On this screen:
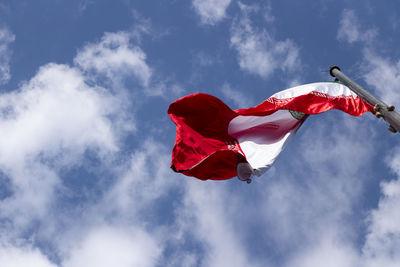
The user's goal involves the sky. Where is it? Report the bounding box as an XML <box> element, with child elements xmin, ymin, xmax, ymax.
<box><xmin>0</xmin><ymin>0</ymin><xmax>400</xmax><ymax>266</ymax></box>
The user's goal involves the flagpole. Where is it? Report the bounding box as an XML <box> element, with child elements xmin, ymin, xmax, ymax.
<box><xmin>330</xmin><ymin>66</ymin><xmax>400</xmax><ymax>133</ymax></box>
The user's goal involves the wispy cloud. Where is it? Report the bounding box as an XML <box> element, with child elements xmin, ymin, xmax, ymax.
<box><xmin>77</xmin><ymin>0</ymin><xmax>93</xmax><ymax>14</ymax></box>
<box><xmin>63</xmin><ymin>226</ymin><xmax>161</xmax><ymax>267</ymax></box>
<box><xmin>75</xmin><ymin>29</ymin><xmax>181</xmax><ymax>98</ymax></box>
<box><xmin>1</xmin><ymin>4</ymin><xmax>399</xmax><ymax>267</ymax></box>
<box><xmin>49</xmin><ymin>139</ymin><xmax>180</xmax><ymax>267</ymax></box>
<box><xmin>263</xmin><ymin>115</ymin><xmax>375</xmax><ymax>237</ymax></box>
<box><xmin>362</xmin><ymin>49</ymin><xmax>400</xmax><ymax>105</ymax></box>
<box><xmin>0</xmin><ymin>63</ymin><xmax>125</xmax><ymax>232</ymax></box>
<box><xmin>220</xmin><ymin>82</ymin><xmax>255</xmax><ymax>108</ymax></box>
<box><xmin>337</xmin><ymin>10</ymin><xmax>400</xmax><ymax>105</ymax></box>
<box><xmin>287</xmin><ymin>232</ymin><xmax>359</xmax><ymax>267</ymax></box>
<box><xmin>192</xmin><ymin>0</ymin><xmax>232</xmax><ymax>25</ymax></box>
<box><xmin>178</xmin><ymin>182</ymin><xmax>261</xmax><ymax>267</ymax></box>
<box><xmin>102</xmin><ymin>139</ymin><xmax>178</xmax><ymax>217</ymax></box>
<box><xmin>362</xmin><ymin>148</ymin><xmax>400</xmax><ymax>267</ymax></box>
<box><xmin>0</xmin><ymin>242</ymin><xmax>56</xmax><ymax>267</ymax></box>
<box><xmin>0</xmin><ymin>27</ymin><xmax>14</xmax><ymax>85</ymax></box>
<box><xmin>333</xmin><ymin>9</ymin><xmax>400</xmax><ymax>266</ymax></box>
<box><xmin>75</xmin><ymin>31</ymin><xmax>152</xmax><ymax>87</ymax></box>
<box><xmin>337</xmin><ymin>9</ymin><xmax>376</xmax><ymax>44</ymax></box>
<box><xmin>230</xmin><ymin>3</ymin><xmax>300</xmax><ymax>79</ymax></box>
<box><xmin>0</xmin><ymin>28</ymin><xmax>157</xmax><ymax>264</ymax></box>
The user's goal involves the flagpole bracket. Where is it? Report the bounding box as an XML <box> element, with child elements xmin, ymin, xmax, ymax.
<box><xmin>388</xmin><ymin>125</ymin><xmax>397</xmax><ymax>133</ymax></box>
<box><xmin>373</xmin><ymin>104</ymin><xmax>382</xmax><ymax>112</ymax></box>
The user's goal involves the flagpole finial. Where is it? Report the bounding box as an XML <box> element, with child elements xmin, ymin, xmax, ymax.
<box><xmin>329</xmin><ymin>66</ymin><xmax>341</xmax><ymax>77</ymax></box>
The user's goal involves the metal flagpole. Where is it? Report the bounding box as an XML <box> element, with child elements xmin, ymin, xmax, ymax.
<box><xmin>330</xmin><ymin>65</ymin><xmax>400</xmax><ymax>134</ymax></box>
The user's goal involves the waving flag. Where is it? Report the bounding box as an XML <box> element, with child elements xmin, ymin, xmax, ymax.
<box><xmin>168</xmin><ymin>82</ymin><xmax>373</xmax><ymax>182</ymax></box>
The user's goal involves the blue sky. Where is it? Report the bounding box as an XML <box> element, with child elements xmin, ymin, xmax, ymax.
<box><xmin>0</xmin><ymin>0</ymin><xmax>399</xmax><ymax>266</ymax></box>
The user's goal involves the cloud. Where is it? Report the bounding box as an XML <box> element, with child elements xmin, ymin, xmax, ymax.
<box><xmin>362</xmin><ymin>49</ymin><xmax>400</xmax><ymax>104</ymax></box>
<box><xmin>0</xmin><ymin>64</ymin><xmax>118</xmax><ymax>165</ymax></box>
<box><xmin>0</xmin><ymin>27</ymin><xmax>15</xmax><ymax>85</ymax></box>
<box><xmin>220</xmin><ymin>82</ymin><xmax>255</xmax><ymax>108</ymax></box>
<box><xmin>178</xmin><ymin>181</ymin><xmax>260</xmax><ymax>267</ymax></box>
<box><xmin>3</xmin><ymin>5</ymin><xmax>399</xmax><ymax>267</ymax></box>
<box><xmin>0</xmin><ymin>30</ymin><xmax>156</xmax><ymax>257</ymax></box>
<box><xmin>0</xmin><ymin>242</ymin><xmax>57</xmax><ymax>267</ymax></box>
<box><xmin>337</xmin><ymin>9</ymin><xmax>376</xmax><ymax>44</ymax></box>
<box><xmin>77</xmin><ymin>0</ymin><xmax>93</xmax><ymax>14</ymax></box>
<box><xmin>0</xmin><ymin>63</ymin><xmax>125</xmax><ymax>231</ymax></box>
<box><xmin>90</xmin><ymin>140</ymin><xmax>265</xmax><ymax>267</ymax></box>
<box><xmin>0</xmin><ymin>23</ymin><xmax>183</xmax><ymax>266</ymax></box>
<box><xmin>40</xmin><ymin>139</ymin><xmax>180</xmax><ymax>266</ymax></box>
<box><xmin>102</xmin><ymin>139</ymin><xmax>178</xmax><ymax>217</ymax></box>
<box><xmin>230</xmin><ymin>3</ymin><xmax>300</xmax><ymax>79</ymax></box>
<box><xmin>255</xmin><ymin>113</ymin><xmax>376</xmax><ymax>265</ymax></box>
<box><xmin>74</xmin><ymin>31</ymin><xmax>152</xmax><ymax>87</ymax></box>
<box><xmin>193</xmin><ymin>51</ymin><xmax>215</xmax><ymax>67</ymax></box>
<box><xmin>361</xmin><ymin>148</ymin><xmax>400</xmax><ymax>267</ymax></box>
<box><xmin>257</xmin><ymin>111</ymin><xmax>400</xmax><ymax>267</ymax></box>
<box><xmin>334</xmin><ymin>10</ymin><xmax>400</xmax><ymax>266</ymax></box>
<box><xmin>192</xmin><ymin>0</ymin><xmax>232</xmax><ymax>25</ymax></box>
<box><xmin>287</xmin><ymin>231</ymin><xmax>359</xmax><ymax>267</ymax></box>
<box><xmin>74</xmin><ymin>30</ymin><xmax>181</xmax><ymax>98</ymax></box>
<box><xmin>63</xmin><ymin>226</ymin><xmax>161</xmax><ymax>267</ymax></box>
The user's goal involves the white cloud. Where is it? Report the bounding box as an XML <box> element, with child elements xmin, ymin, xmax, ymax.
<box><xmin>4</xmin><ymin>6</ymin><xmax>400</xmax><ymax>267</ymax></box>
<box><xmin>0</xmin><ymin>242</ymin><xmax>57</xmax><ymax>267</ymax></box>
<box><xmin>337</xmin><ymin>9</ymin><xmax>361</xmax><ymax>44</ymax></box>
<box><xmin>89</xmin><ymin>139</ymin><xmax>263</xmax><ymax>267</ymax></box>
<box><xmin>0</xmin><ymin>64</ymin><xmax>118</xmax><ymax>166</ymax></box>
<box><xmin>287</xmin><ymin>231</ymin><xmax>359</xmax><ymax>267</ymax></box>
<box><xmin>0</xmin><ymin>29</ymin><xmax>158</xmax><ymax>237</ymax></box>
<box><xmin>192</xmin><ymin>0</ymin><xmax>232</xmax><ymax>25</ymax></box>
<box><xmin>220</xmin><ymin>82</ymin><xmax>255</xmax><ymax>108</ymax></box>
<box><xmin>361</xmin><ymin>148</ymin><xmax>400</xmax><ymax>267</ymax></box>
<box><xmin>193</xmin><ymin>51</ymin><xmax>215</xmax><ymax>67</ymax></box>
<box><xmin>63</xmin><ymin>226</ymin><xmax>161</xmax><ymax>267</ymax></box>
<box><xmin>337</xmin><ymin>9</ymin><xmax>376</xmax><ymax>44</ymax></box>
<box><xmin>178</xmin><ymin>181</ymin><xmax>261</xmax><ymax>267</ymax></box>
<box><xmin>362</xmin><ymin>49</ymin><xmax>400</xmax><ymax>105</ymax></box>
<box><xmin>77</xmin><ymin>0</ymin><xmax>93</xmax><ymax>14</ymax></box>
<box><xmin>230</xmin><ymin>3</ymin><xmax>300</xmax><ymax>79</ymax></box>
<box><xmin>255</xmin><ymin>114</ymin><xmax>376</xmax><ymax>265</ymax></box>
<box><xmin>0</xmin><ymin>25</ymin><xmax>181</xmax><ymax>266</ymax></box>
<box><xmin>43</xmin><ymin>139</ymin><xmax>179</xmax><ymax>266</ymax></box>
<box><xmin>103</xmin><ymin>139</ymin><xmax>178</xmax><ymax>216</ymax></box>
<box><xmin>334</xmin><ymin>11</ymin><xmax>400</xmax><ymax>266</ymax></box>
<box><xmin>74</xmin><ymin>30</ymin><xmax>180</xmax><ymax>98</ymax></box>
<box><xmin>0</xmin><ymin>63</ymin><xmax>125</xmax><ymax>230</ymax></box>
<box><xmin>258</xmin><ymin>112</ymin><xmax>400</xmax><ymax>267</ymax></box>
<box><xmin>74</xmin><ymin>31</ymin><xmax>152</xmax><ymax>87</ymax></box>
<box><xmin>0</xmin><ymin>27</ymin><xmax>15</xmax><ymax>85</ymax></box>
<box><xmin>263</xmin><ymin>2</ymin><xmax>275</xmax><ymax>23</ymax></box>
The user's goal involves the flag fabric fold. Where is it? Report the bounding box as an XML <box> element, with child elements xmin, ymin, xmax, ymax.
<box><xmin>168</xmin><ymin>82</ymin><xmax>373</xmax><ymax>181</ymax></box>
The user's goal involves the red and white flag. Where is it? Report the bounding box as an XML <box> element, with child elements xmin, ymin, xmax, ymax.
<box><xmin>168</xmin><ymin>82</ymin><xmax>373</xmax><ymax>182</ymax></box>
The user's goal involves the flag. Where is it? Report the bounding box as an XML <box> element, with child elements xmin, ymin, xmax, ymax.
<box><xmin>168</xmin><ymin>82</ymin><xmax>373</xmax><ymax>182</ymax></box>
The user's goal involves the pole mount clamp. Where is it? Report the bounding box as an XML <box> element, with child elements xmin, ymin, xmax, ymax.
<box><xmin>388</xmin><ymin>125</ymin><xmax>397</xmax><ymax>133</ymax></box>
<box><xmin>373</xmin><ymin>104</ymin><xmax>382</xmax><ymax>112</ymax></box>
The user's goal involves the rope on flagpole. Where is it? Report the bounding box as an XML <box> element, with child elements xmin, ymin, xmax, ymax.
<box><xmin>330</xmin><ymin>66</ymin><xmax>400</xmax><ymax>134</ymax></box>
